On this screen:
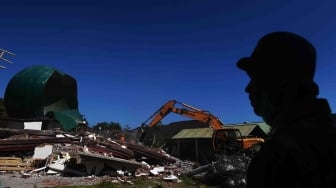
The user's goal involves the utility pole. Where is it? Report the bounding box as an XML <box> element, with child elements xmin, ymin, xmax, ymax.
<box><xmin>0</xmin><ymin>49</ymin><xmax>15</xmax><ymax>68</ymax></box>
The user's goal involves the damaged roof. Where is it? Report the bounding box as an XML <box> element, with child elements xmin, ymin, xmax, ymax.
<box><xmin>4</xmin><ymin>65</ymin><xmax>84</xmax><ymax>131</ymax></box>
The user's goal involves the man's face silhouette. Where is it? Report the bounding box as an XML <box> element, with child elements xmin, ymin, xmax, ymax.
<box><xmin>245</xmin><ymin>75</ymin><xmax>274</xmax><ymax>123</ymax></box>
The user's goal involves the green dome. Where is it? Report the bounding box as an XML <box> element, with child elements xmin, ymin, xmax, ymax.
<box><xmin>4</xmin><ymin>65</ymin><xmax>83</xmax><ymax>131</ymax></box>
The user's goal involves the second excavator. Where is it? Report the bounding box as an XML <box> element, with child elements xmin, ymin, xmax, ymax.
<box><xmin>139</xmin><ymin>100</ymin><xmax>264</xmax><ymax>154</ymax></box>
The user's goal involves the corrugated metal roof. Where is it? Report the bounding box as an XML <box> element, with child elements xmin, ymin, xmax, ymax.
<box><xmin>226</xmin><ymin>122</ymin><xmax>271</xmax><ymax>135</ymax></box>
<box><xmin>228</xmin><ymin>125</ymin><xmax>257</xmax><ymax>136</ymax></box>
<box><xmin>255</xmin><ymin>122</ymin><xmax>271</xmax><ymax>134</ymax></box>
<box><xmin>170</xmin><ymin>123</ymin><xmax>269</xmax><ymax>139</ymax></box>
<box><xmin>171</xmin><ymin>128</ymin><xmax>213</xmax><ymax>139</ymax></box>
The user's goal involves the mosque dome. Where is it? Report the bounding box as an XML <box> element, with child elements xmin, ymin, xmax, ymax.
<box><xmin>4</xmin><ymin>65</ymin><xmax>84</xmax><ymax>131</ymax></box>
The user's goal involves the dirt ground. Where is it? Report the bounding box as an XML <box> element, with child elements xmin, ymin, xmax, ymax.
<box><xmin>0</xmin><ymin>172</ymin><xmax>197</xmax><ymax>188</ymax></box>
<box><xmin>0</xmin><ymin>172</ymin><xmax>107</xmax><ymax>188</ymax></box>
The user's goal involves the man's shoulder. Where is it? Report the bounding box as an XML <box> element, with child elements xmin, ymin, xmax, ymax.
<box><xmin>255</xmin><ymin>128</ymin><xmax>336</xmax><ymax>164</ymax></box>
<box><xmin>250</xmin><ymin>136</ymin><xmax>296</xmax><ymax>167</ymax></box>
<box><xmin>260</xmin><ymin>134</ymin><xmax>298</xmax><ymax>152</ymax></box>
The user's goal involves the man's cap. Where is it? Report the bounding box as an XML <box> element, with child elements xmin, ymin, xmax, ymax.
<box><xmin>237</xmin><ymin>32</ymin><xmax>316</xmax><ymax>82</ymax></box>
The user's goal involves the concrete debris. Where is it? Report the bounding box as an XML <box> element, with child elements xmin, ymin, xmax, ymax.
<box><xmin>0</xmin><ymin>128</ymin><xmax>188</xmax><ymax>180</ymax></box>
<box><xmin>149</xmin><ymin>166</ymin><xmax>165</xmax><ymax>175</ymax></box>
<box><xmin>32</xmin><ymin>144</ymin><xmax>53</xmax><ymax>159</ymax></box>
<box><xmin>203</xmin><ymin>154</ymin><xmax>251</xmax><ymax>188</ymax></box>
<box><xmin>0</xmin><ymin>127</ymin><xmax>251</xmax><ymax>187</ymax></box>
<box><xmin>163</xmin><ymin>174</ymin><xmax>180</xmax><ymax>182</ymax></box>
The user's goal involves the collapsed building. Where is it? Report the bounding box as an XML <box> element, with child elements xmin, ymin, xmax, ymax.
<box><xmin>0</xmin><ymin>65</ymin><xmax>197</xmax><ymax>187</ymax></box>
<box><xmin>0</xmin><ymin>65</ymin><xmax>263</xmax><ymax>187</ymax></box>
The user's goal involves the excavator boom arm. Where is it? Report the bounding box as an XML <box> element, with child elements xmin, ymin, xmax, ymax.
<box><xmin>142</xmin><ymin>100</ymin><xmax>225</xmax><ymax>129</ymax></box>
<box><xmin>142</xmin><ymin>100</ymin><xmax>176</xmax><ymax>128</ymax></box>
<box><xmin>170</xmin><ymin>108</ymin><xmax>224</xmax><ymax>129</ymax></box>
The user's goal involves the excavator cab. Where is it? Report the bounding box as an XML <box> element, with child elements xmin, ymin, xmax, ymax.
<box><xmin>213</xmin><ymin>128</ymin><xmax>243</xmax><ymax>153</ymax></box>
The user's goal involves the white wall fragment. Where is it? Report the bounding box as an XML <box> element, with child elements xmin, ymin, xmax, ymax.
<box><xmin>24</xmin><ymin>121</ymin><xmax>42</xmax><ymax>130</ymax></box>
<box><xmin>32</xmin><ymin>144</ymin><xmax>53</xmax><ymax>159</ymax></box>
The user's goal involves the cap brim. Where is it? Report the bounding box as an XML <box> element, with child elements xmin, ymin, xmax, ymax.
<box><xmin>237</xmin><ymin>57</ymin><xmax>253</xmax><ymax>71</ymax></box>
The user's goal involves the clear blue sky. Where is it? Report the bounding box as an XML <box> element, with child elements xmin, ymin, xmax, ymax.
<box><xmin>1</xmin><ymin>0</ymin><xmax>336</xmax><ymax>128</ymax></box>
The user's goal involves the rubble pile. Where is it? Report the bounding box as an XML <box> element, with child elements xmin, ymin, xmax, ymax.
<box><xmin>0</xmin><ymin>127</ymin><xmax>194</xmax><ymax>186</ymax></box>
<box><xmin>203</xmin><ymin>154</ymin><xmax>251</xmax><ymax>188</ymax></box>
<box><xmin>0</xmin><ymin>127</ymin><xmax>253</xmax><ymax>187</ymax></box>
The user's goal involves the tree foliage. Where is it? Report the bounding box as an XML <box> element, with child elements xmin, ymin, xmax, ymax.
<box><xmin>91</xmin><ymin>121</ymin><xmax>122</xmax><ymax>131</ymax></box>
<box><xmin>89</xmin><ymin>121</ymin><xmax>122</xmax><ymax>139</ymax></box>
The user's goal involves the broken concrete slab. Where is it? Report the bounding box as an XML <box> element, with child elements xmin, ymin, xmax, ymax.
<box><xmin>32</xmin><ymin>144</ymin><xmax>53</xmax><ymax>159</ymax></box>
<box><xmin>76</xmin><ymin>152</ymin><xmax>143</xmax><ymax>175</ymax></box>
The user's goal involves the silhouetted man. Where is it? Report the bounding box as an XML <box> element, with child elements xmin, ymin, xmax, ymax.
<box><xmin>237</xmin><ymin>31</ymin><xmax>336</xmax><ymax>188</ymax></box>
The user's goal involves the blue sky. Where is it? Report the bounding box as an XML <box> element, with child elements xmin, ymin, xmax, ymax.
<box><xmin>1</xmin><ymin>0</ymin><xmax>336</xmax><ymax>128</ymax></box>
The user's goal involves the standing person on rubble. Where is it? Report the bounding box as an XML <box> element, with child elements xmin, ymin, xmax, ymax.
<box><xmin>236</xmin><ymin>31</ymin><xmax>336</xmax><ymax>188</ymax></box>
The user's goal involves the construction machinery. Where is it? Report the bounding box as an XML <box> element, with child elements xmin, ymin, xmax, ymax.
<box><xmin>139</xmin><ymin>100</ymin><xmax>264</xmax><ymax>153</ymax></box>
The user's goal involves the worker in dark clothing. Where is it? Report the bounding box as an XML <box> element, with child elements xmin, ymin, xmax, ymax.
<box><xmin>236</xmin><ymin>31</ymin><xmax>336</xmax><ymax>188</ymax></box>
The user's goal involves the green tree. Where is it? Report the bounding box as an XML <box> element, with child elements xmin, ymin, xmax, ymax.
<box><xmin>123</xmin><ymin>124</ymin><xmax>132</xmax><ymax>131</ymax></box>
<box><xmin>92</xmin><ymin>121</ymin><xmax>122</xmax><ymax>131</ymax></box>
<box><xmin>90</xmin><ymin>121</ymin><xmax>122</xmax><ymax>139</ymax></box>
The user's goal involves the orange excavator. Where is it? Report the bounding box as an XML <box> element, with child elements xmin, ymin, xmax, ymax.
<box><xmin>139</xmin><ymin>100</ymin><xmax>264</xmax><ymax>153</ymax></box>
